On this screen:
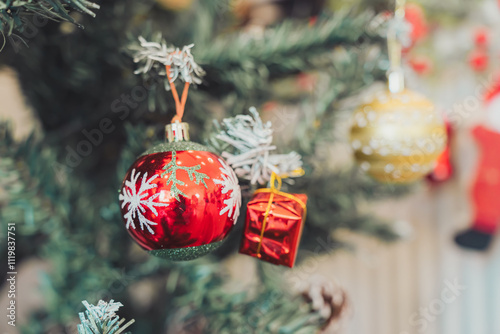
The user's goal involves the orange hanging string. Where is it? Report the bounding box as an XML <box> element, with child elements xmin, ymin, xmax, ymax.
<box><xmin>165</xmin><ymin>64</ymin><xmax>190</xmax><ymax>123</ymax></box>
<box><xmin>165</xmin><ymin>65</ymin><xmax>181</xmax><ymax>111</ymax></box>
<box><xmin>179</xmin><ymin>82</ymin><xmax>190</xmax><ymax>118</ymax></box>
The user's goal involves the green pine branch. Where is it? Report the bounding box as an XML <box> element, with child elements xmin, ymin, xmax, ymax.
<box><xmin>196</xmin><ymin>10</ymin><xmax>382</xmax><ymax>94</ymax></box>
<box><xmin>0</xmin><ymin>124</ymin><xmax>133</xmax><ymax>324</ymax></box>
<box><xmin>165</xmin><ymin>262</ymin><xmax>325</xmax><ymax>334</ymax></box>
<box><xmin>78</xmin><ymin>300</ymin><xmax>135</xmax><ymax>334</ymax></box>
<box><xmin>131</xmin><ymin>9</ymin><xmax>384</xmax><ymax>106</ymax></box>
<box><xmin>0</xmin><ymin>0</ymin><xmax>100</xmax><ymax>35</ymax></box>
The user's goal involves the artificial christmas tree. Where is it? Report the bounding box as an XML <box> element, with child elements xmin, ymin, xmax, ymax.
<box><xmin>0</xmin><ymin>0</ymin><xmax>411</xmax><ymax>332</ymax></box>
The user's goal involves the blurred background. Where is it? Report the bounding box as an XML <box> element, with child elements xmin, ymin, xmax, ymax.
<box><xmin>1</xmin><ymin>0</ymin><xmax>500</xmax><ymax>333</ymax></box>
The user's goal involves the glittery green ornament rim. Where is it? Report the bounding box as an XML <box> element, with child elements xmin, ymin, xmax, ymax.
<box><xmin>148</xmin><ymin>239</ymin><xmax>226</xmax><ymax>261</ymax></box>
<box><xmin>140</xmin><ymin>141</ymin><xmax>214</xmax><ymax>156</ymax></box>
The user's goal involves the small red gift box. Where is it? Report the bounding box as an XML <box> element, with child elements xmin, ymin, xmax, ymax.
<box><xmin>239</xmin><ymin>189</ymin><xmax>307</xmax><ymax>268</ymax></box>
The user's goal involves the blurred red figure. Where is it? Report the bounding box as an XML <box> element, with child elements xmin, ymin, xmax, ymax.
<box><xmin>455</xmin><ymin>76</ymin><xmax>500</xmax><ymax>250</ymax></box>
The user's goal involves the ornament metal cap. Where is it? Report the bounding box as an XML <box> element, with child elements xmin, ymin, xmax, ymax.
<box><xmin>388</xmin><ymin>69</ymin><xmax>405</xmax><ymax>93</ymax></box>
<box><xmin>165</xmin><ymin>121</ymin><xmax>190</xmax><ymax>142</ymax></box>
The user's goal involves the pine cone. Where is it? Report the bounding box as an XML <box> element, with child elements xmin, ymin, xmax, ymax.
<box><xmin>300</xmin><ymin>275</ymin><xmax>350</xmax><ymax>334</ymax></box>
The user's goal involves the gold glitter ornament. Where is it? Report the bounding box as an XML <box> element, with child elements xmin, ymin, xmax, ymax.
<box><xmin>350</xmin><ymin>89</ymin><xmax>446</xmax><ymax>183</ymax></box>
<box><xmin>349</xmin><ymin>0</ymin><xmax>446</xmax><ymax>183</ymax></box>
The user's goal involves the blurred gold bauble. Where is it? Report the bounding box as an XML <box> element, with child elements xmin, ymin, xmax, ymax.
<box><xmin>350</xmin><ymin>89</ymin><xmax>446</xmax><ymax>183</ymax></box>
<box><xmin>156</xmin><ymin>0</ymin><xmax>193</xmax><ymax>11</ymax></box>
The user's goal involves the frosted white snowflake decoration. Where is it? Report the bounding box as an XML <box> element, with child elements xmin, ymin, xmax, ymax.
<box><xmin>210</xmin><ymin>107</ymin><xmax>303</xmax><ymax>185</ymax></box>
<box><xmin>213</xmin><ymin>159</ymin><xmax>241</xmax><ymax>223</ymax></box>
<box><xmin>130</xmin><ymin>36</ymin><xmax>205</xmax><ymax>88</ymax></box>
<box><xmin>78</xmin><ymin>299</ymin><xmax>135</xmax><ymax>334</ymax></box>
<box><xmin>119</xmin><ymin>169</ymin><xmax>168</xmax><ymax>234</ymax></box>
<box><xmin>86</xmin><ymin>300</ymin><xmax>122</xmax><ymax>320</ymax></box>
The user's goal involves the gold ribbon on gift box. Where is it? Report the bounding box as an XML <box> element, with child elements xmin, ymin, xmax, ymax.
<box><xmin>253</xmin><ymin>171</ymin><xmax>307</xmax><ymax>257</ymax></box>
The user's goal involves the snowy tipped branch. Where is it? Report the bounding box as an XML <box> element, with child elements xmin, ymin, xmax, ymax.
<box><xmin>209</xmin><ymin>107</ymin><xmax>303</xmax><ymax>185</ymax></box>
<box><xmin>129</xmin><ymin>36</ymin><xmax>205</xmax><ymax>89</ymax></box>
<box><xmin>77</xmin><ymin>300</ymin><xmax>135</xmax><ymax>334</ymax></box>
<box><xmin>0</xmin><ymin>0</ymin><xmax>100</xmax><ymax>35</ymax></box>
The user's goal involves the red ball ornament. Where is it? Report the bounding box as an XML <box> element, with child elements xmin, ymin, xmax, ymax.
<box><xmin>119</xmin><ymin>122</ymin><xmax>241</xmax><ymax>260</ymax></box>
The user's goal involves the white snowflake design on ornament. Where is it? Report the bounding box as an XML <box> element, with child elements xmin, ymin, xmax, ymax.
<box><xmin>119</xmin><ymin>169</ymin><xmax>168</xmax><ymax>234</ymax></box>
<box><xmin>213</xmin><ymin>159</ymin><xmax>241</xmax><ymax>223</ymax></box>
